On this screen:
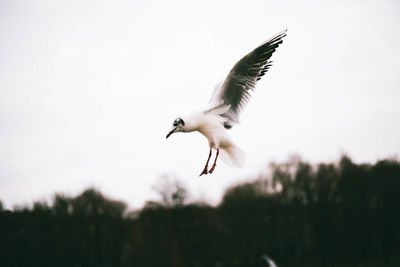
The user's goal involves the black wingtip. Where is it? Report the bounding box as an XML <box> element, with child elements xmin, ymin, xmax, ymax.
<box><xmin>259</xmin><ymin>29</ymin><xmax>287</xmax><ymax>49</ymax></box>
<box><xmin>274</xmin><ymin>29</ymin><xmax>288</xmax><ymax>40</ymax></box>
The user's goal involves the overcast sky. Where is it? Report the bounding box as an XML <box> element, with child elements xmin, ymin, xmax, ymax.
<box><xmin>1</xmin><ymin>0</ymin><xmax>399</xmax><ymax>209</ymax></box>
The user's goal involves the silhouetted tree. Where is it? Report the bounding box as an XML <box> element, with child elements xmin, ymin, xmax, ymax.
<box><xmin>372</xmin><ymin>159</ymin><xmax>400</xmax><ymax>262</ymax></box>
<box><xmin>52</xmin><ymin>194</ymin><xmax>72</xmax><ymax>216</ymax></box>
<box><xmin>1</xmin><ymin>156</ymin><xmax>400</xmax><ymax>267</ymax></box>
<box><xmin>71</xmin><ymin>188</ymin><xmax>126</xmax><ymax>217</ymax></box>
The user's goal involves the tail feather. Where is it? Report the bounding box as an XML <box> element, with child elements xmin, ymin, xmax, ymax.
<box><xmin>220</xmin><ymin>144</ymin><xmax>245</xmax><ymax>167</ymax></box>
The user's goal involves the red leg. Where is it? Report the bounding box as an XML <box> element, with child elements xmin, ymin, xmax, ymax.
<box><xmin>208</xmin><ymin>147</ymin><xmax>219</xmax><ymax>174</ymax></box>
<box><xmin>199</xmin><ymin>149</ymin><xmax>212</xmax><ymax>176</ymax></box>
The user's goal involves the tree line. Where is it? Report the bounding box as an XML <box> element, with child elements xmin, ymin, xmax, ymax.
<box><xmin>1</xmin><ymin>155</ymin><xmax>399</xmax><ymax>267</ymax></box>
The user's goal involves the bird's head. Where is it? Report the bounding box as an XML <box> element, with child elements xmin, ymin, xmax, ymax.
<box><xmin>166</xmin><ymin>117</ymin><xmax>185</xmax><ymax>139</ymax></box>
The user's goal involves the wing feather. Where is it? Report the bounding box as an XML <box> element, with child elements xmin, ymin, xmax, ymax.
<box><xmin>208</xmin><ymin>30</ymin><xmax>287</xmax><ymax>128</ymax></box>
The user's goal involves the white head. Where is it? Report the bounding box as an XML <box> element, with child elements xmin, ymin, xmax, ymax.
<box><xmin>166</xmin><ymin>117</ymin><xmax>186</xmax><ymax>139</ymax></box>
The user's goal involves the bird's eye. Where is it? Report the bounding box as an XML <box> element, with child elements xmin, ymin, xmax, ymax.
<box><xmin>172</xmin><ymin>117</ymin><xmax>184</xmax><ymax>127</ymax></box>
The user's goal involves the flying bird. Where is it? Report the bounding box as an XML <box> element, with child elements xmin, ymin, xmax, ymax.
<box><xmin>166</xmin><ymin>30</ymin><xmax>287</xmax><ymax>176</ymax></box>
<box><xmin>262</xmin><ymin>254</ymin><xmax>278</xmax><ymax>267</ymax></box>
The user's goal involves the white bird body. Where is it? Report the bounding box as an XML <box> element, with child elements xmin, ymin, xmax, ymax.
<box><xmin>182</xmin><ymin>111</ymin><xmax>229</xmax><ymax>147</ymax></box>
<box><xmin>180</xmin><ymin>111</ymin><xmax>245</xmax><ymax>167</ymax></box>
<box><xmin>166</xmin><ymin>30</ymin><xmax>287</xmax><ymax>175</ymax></box>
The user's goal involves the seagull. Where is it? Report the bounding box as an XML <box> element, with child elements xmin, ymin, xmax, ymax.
<box><xmin>262</xmin><ymin>255</ymin><xmax>278</xmax><ymax>267</ymax></box>
<box><xmin>166</xmin><ymin>30</ymin><xmax>287</xmax><ymax>176</ymax></box>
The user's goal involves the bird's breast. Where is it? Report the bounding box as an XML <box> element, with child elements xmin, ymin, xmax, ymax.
<box><xmin>197</xmin><ymin>122</ymin><xmax>232</xmax><ymax>149</ymax></box>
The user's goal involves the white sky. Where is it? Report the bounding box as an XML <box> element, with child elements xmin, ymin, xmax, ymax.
<box><xmin>1</xmin><ymin>0</ymin><xmax>399</xmax><ymax>209</ymax></box>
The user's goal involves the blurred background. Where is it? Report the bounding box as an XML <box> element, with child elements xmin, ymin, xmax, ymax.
<box><xmin>0</xmin><ymin>0</ymin><xmax>399</xmax><ymax>266</ymax></box>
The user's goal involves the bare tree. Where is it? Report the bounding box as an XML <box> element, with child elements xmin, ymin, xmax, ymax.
<box><xmin>152</xmin><ymin>174</ymin><xmax>188</xmax><ymax>207</ymax></box>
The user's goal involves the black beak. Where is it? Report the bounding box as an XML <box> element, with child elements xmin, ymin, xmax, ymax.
<box><xmin>166</xmin><ymin>127</ymin><xmax>177</xmax><ymax>139</ymax></box>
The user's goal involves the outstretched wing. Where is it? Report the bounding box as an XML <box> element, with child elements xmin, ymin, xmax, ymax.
<box><xmin>207</xmin><ymin>30</ymin><xmax>287</xmax><ymax>129</ymax></box>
